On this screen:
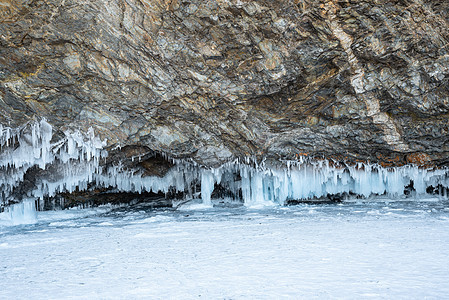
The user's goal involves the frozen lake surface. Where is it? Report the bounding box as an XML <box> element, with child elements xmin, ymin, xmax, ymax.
<box><xmin>2</xmin><ymin>198</ymin><xmax>449</xmax><ymax>299</ymax></box>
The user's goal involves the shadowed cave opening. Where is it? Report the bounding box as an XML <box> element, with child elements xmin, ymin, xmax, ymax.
<box><xmin>33</xmin><ymin>174</ymin><xmax>449</xmax><ymax>212</ymax></box>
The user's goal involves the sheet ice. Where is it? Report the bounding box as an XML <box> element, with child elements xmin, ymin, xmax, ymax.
<box><xmin>1</xmin><ymin>203</ymin><xmax>449</xmax><ymax>298</ymax></box>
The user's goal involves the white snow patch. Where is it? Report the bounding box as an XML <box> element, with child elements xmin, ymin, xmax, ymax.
<box><xmin>1</xmin><ymin>204</ymin><xmax>449</xmax><ymax>298</ymax></box>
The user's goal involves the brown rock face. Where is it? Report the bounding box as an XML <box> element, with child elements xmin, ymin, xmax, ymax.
<box><xmin>1</xmin><ymin>0</ymin><xmax>449</xmax><ymax>167</ymax></box>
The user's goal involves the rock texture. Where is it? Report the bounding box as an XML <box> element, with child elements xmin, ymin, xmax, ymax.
<box><xmin>1</xmin><ymin>0</ymin><xmax>449</xmax><ymax>167</ymax></box>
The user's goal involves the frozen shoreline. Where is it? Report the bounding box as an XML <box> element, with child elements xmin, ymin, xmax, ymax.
<box><xmin>1</xmin><ymin>200</ymin><xmax>449</xmax><ymax>299</ymax></box>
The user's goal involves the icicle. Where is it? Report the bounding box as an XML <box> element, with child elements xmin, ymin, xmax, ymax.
<box><xmin>200</xmin><ymin>169</ymin><xmax>215</xmax><ymax>206</ymax></box>
<box><xmin>6</xmin><ymin>198</ymin><xmax>38</xmax><ymax>225</ymax></box>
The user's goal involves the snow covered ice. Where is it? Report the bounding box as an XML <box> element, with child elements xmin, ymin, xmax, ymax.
<box><xmin>1</xmin><ymin>201</ymin><xmax>449</xmax><ymax>298</ymax></box>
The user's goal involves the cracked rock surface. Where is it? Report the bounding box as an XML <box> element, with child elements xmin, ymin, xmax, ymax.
<box><xmin>1</xmin><ymin>0</ymin><xmax>449</xmax><ymax>167</ymax></box>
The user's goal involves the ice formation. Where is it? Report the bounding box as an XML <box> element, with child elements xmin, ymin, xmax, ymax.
<box><xmin>236</xmin><ymin>161</ymin><xmax>449</xmax><ymax>205</ymax></box>
<box><xmin>1</xmin><ymin>120</ymin><xmax>449</xmax><ymax>214</ymax></box>
<box><xmin>0</xmin><ymin>198</ymin><xmax>37</xmax><ymax>225</ymax></box>
<box><xmin>91</xmin><ymin>159</ymin><xmax>449</xmax><ymax>206</ymax></box>
<box><xmin>201</xmin><ymin>169</ymin><xmax>220</xmax><ymax>206</ymax></box>
<box><xmin>0</xmin><ymin>119</ymin><xmax>107</xmax><ymax>206</ymax></box>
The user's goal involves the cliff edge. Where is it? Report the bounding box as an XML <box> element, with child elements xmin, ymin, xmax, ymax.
<box><xmin>1</xmin><ymin>0</ymin><xmax>449</xmax><ymax>168</ymax></box>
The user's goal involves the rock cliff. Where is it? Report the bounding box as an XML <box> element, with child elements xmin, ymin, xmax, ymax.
<box><xmin>1</xmin><ymin>0</ymin><xmax>449</xmax><ymax>207</ymax></box>
<box><xmin>1</xmin><ymin>0</ymin><xmax>449</xmax><ymax>167</ymax></box>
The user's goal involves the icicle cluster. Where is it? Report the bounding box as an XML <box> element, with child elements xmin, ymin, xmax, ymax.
<box><xmin>5</xmin><ymin>198</ymin><xmax>37</xmax><ymax>225</ymax></box>
<box><xmin>94</xmin><ymin>163</ymin><xmax>190</xmax><ymax>195</ymax></box>
<box><xmin>90</xmin><ymin>159</ymin><xmax>449</xmax><ymax>206</ymax></box>
<box><xmin>236</xmin><ymin>161</ymin><xmax>449</xmax><ymax>206</ymax></box>
<box><xmin>0</xmin><ymin>119</ymin><xmax>107</xmax><ymax>203</ymax></box>
<box><xmin>1</xmin><ymin>120</ymin><xmax>449</xmax><ymax>211</ymax></box>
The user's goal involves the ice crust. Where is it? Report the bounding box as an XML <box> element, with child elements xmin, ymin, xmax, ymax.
<box><xmin>1</xmin><ymin>121</ymin><xmax>449</xmax><ymax>211</ymax></box>
<box><xmin>2</xmin><ymin>204</ymin><xmax>449</xmax><ymax>298</ymax></box>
